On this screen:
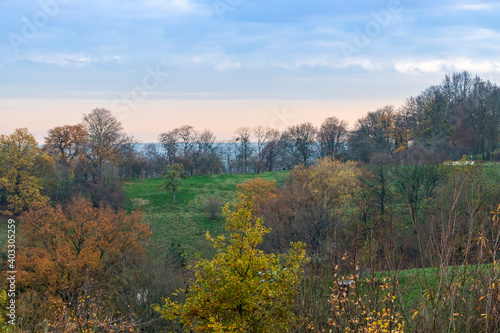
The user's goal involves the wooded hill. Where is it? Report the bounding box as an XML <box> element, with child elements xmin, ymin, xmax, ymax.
<box><xmin>1</xmin><ymin>71</ymin><xmax>500</xmax><ymax>331</ymax></box>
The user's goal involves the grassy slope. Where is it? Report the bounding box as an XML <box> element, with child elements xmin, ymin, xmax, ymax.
<box><xmin>123</xmin><ymin>171</ymin><xmax>290</xmax><ymax>259</ymax></box>
<box><xmin>122</xmin><ymin>163</ymin><xmax>499</xmax><ymax>305</ymax></box>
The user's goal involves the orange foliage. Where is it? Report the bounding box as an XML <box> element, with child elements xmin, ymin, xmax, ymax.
<box><xmin>43</xmin><ymin>123</ymin><xmax>88</xmax><ymax>167</ymax></box>
<box><xmin>17</xmin><ymin>199</ymin><xmax>151</xmax><ymax>298</ymax></box>
<box><xmin>236</xmin><ymin>178</ymin><xmax>277</xmax><ymax>215</ymax></box>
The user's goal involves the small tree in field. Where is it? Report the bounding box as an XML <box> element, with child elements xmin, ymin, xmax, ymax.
<box><xmin>164</xmin><ymin>163</ymin><xmax>185</xmax><ymax>202</ymax></box>
<box><xmin>157</xmin><ymin>197</ymin><xmax>308</xmax><ymax>332</ymax></box>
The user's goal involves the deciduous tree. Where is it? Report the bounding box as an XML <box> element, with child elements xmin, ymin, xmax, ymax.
<box><xmin>43</xmin><ymin>124</ymin><xmax>88</xmax><ymax>167</ymax></box>
<box><xmin>0</xmin><ymin>128</ymin><xmax>49</xmax><ymax>214</ymax></box>
<box><xmin>157</xmin><ymin>198</ymin><xmax>307</xmax><ymax>332</ymax></box>
<box><xmin>82</xmin><ymin>108</ymin><xmax>125</xmax><ymax>173</ymax></box>
<box><xmin>235</xmin><ymin>127</ymin><xmax>254</xmax><ymax>173</ymax></box>
<box><xmin>17</xmin><ymin>199</ymin><xmax>150</xmax><ymax>297</ymax></box>
<box><xmin>283</xmin><ymin>122</ymin><xmax>318</xmax><ymax>166</ymax></box>
<box><xmin>318</xmin><ymin>117</ymin><xmax>348</xmax><ymax>159</ymax></box>
<box><xmin>164</xmin><ymin>163</ymin><xmax>186</xmax><ymax>202</ymax></box>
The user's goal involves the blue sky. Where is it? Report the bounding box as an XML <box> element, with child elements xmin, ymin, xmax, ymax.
<box><xmin>2</xmin><ymin>0</ymin><xmax>500</xmax><ymax>141</ymax></box>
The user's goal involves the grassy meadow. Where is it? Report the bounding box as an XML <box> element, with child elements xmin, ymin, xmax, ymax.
<box><xmin>123</xmin><ymin>171</ymin><xmax>290</xmax><ymax>259</ymax></box>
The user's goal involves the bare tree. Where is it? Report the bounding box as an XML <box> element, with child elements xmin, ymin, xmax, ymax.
<box><xmin>234</xmin><ymin>127</ymin><xmax>254</xmax><ymax>173</ymax></box>
<box><xmin>261</xmin><ymin>129</ymin><xmax>283</xmax><ymax>171</ymax></box>
<box><xmin>177</xmin><ymin>125</ymin><xmax>197</xmax><ymax>157</ymax></box>
<box><xmin>158</xmin><ymin>130</ymin><xmax>179</xmax><ymax>165</ymax></box>
<box><xmin>283</xmin><ymin>122</ymin><xmax>318</xmax><ymax>166</ymax></box>
<box><xmin>143</xmin><ymin>143</ymin><xmax>168</xmax><ymax>178</ymax></box>
<box><xmin>197</xmin><ymin>129</ymin><xmax>217</xmax><ymax>155</ymax></box>
<box><xmin>82</xmin><ymin>108</ymin><xmax>125</xmax><ymax>173</ymax></box>
<box><xmin>197</xmin><ymin>130</ymin><xmax>223</xmax><ymax>177</ymax></box>
<box><xmin>317</xmin><ymin>117</ymin><xmax>348</xmax><ymax>159</ymax></box>
<box><xmin>254</xmin><ymin>126</ymin><xmax>269</xmax><ymax>173</ymax></box>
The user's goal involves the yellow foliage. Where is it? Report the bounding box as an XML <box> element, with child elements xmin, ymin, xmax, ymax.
<box><xmin>158</xmin><ymin>197</ymin><xmax>308</xmax><ymax>332</ymax></box>
<box><xmin>327</xmin><ymin>275</ymin><xmax>405</xmax><ymax>332</ymax></box>
<box><xmin>0</xmin><ymin>128</ymin><xmax>49</xmax><ymax>214</ymax></box>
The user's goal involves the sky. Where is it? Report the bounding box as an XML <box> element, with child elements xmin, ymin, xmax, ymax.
<box><xmin>2</xmin><ymin>0</ymin><xmax>500</xmax><ymax>142</ymax></box>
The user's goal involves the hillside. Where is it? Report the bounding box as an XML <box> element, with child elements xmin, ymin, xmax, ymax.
<box><xmin>123</xmin><ymin>171</ymin><xmax>290</xmax><ymax>258</ymax></box>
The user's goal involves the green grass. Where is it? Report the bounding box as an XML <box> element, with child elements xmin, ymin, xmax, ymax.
<box><xmin>123</xmin><ymin>171</ymin><xmax>290</xmax><ymax>259</ymax></box>
<box><xmin>370</xmin><ymin>263</ymin><xmax>497</xmax><ymax>311</ymax></box>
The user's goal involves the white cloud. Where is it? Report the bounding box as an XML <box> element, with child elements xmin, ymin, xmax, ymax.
<box><xmin>28</xmin><ymin>54</ymin><xmax>91</xmax><ymax>66</ymax></box>
<box><xmin>26</xmin><ymin>54</ymin><xmax>121</xmax><ymax>66</ymax></box>
<box><xmin>394</xmin><ymin>60</ymin><xmax>445</xmax><ymax>74</ymax></box>
<box><xmin>183</xmin><ymin>52</ymin><xmax>242</xmax><ymax>71</ymax></box>
<box><xmin>336</xmin><ymin>57</ymin><xmax>383</xmax><ymax>71</ymax></box>
<box><xmin>215</xmin><ymin>61</ymin><xmax>241</xmax><ymax>71</ymax></box>
<box><xmin>265</xmin><ymin>56</ymin><xmax>384</xmax><ymax>71</ymax></box>
<box><xmin>450</xmin><ymin>3</ymin><xmax>496</xmax><ymax>11</ymax></box>
<box><xmin>394</xmin><ymin>58</ymin><xmax>500</xmax><ymax>74</ymax></box>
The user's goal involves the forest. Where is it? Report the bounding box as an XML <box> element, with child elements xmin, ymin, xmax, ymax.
<box><xmin>1</xmin><ymin>71</ymin><xmax>500</xmax><ymax>332</ymax></box>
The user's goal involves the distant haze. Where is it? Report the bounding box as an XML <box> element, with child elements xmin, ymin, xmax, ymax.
<box><xmin>2</xmin><ymin>98</ymin><xmax>403</xmax><ymax>143</ymax></box>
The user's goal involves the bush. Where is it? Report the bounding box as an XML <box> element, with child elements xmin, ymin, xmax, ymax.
<box><xmin>204</xmin><ymin>197</ymin><xmax>222</xmax><ymax>221</ymax></box>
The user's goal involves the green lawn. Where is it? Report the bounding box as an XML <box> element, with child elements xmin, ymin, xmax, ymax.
<box><xmin>123</xmin><ymin>171</ymin><xmax>290</xmax><ymax>259</ymax></box>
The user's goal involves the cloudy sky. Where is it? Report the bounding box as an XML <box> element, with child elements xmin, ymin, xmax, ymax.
<box><xmin>2</xmin><ymin>0</ymin><xmax>500</xmax><ymax>141</ymax></box>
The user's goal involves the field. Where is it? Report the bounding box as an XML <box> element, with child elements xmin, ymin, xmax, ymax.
<box><xmin>123</xmin><ymin>171</ymin><xmax>290</xmax><ymax>258</ymax></box>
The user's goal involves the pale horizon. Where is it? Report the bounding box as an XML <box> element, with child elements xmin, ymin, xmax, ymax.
<box><xmin>3</xmin><ymin>98</ymin><xmax>406</xmax><ymax>143</ymax></box>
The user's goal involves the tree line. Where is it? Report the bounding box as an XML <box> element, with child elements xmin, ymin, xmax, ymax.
<box><xmin>2</xmin><ymin>71</ymin><xmax>499</xmax><ymax>213</ymax></box>
<box><xmin>1</xmin><ymin>71</ymin><xmax>500</xmax><ymax>331</ymax></box>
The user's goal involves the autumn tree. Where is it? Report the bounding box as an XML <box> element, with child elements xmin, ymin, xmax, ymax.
<box><xmin>258</xmin><ymin>179</ymin><xmax>331</xmax><ymax>255</ymax></box>
<box><xmin>399</xmin><ymin>71</ymin><xmax>500</xmax><ymax>160</ymax></box>
<box><xmin>237</xmin><ymin>178</ymin><xmax>277</xmax><ymax>201</ymax></box>
<box><xmin>236</xmin><ymin>178</ymin><xmax>277</xmax><ymax>215</ymax></box>
<box><xmin>462</xmin><ymin>76</ymin><xmax>500</xmax><ymax>159</ymax></box>
<box><xmin>50</xmin><ymin>288</ymin><xmax>137</xmax><ymax>333</ymax></box>
<box><xmin>15</xmin><ymin>198</ymin><xmax>151</xmax><ymax>328</ymax></box>
<box><xmin>43</xmin><ymin>124</ymin><xmax>88</xmax><ymax>167</ymax></box>
<box><xmin>157</xmin><ymin>198</ymin><xmax>308</xmax><ymax>332</ymax></box>
<box><xmin>42</xmin><ymin>124</ymin><xmax>89</xmax><ymax>202</ymax></box>
<box><xmin>301</xmin><ymin>158</ymin><xmax>361</xmax><ymax>262</ymax></box>
<box><xmin>0</xmin><ymin>128</ymin><xmax>49</xmax><ymax>215</ymax></box>
<box><xmin>0</xmin><ymin>289</ymin><xmax>9</xmax><ymax>330</ymax></box>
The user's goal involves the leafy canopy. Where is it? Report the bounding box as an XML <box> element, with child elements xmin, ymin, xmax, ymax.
<box><xmin>157</xmin><ymin>197</ymin><xmax>308</xmax><ymax>332</ymax></box>
<box><xmin>0</xmin><ymin>128</ymin><xmax>49</xmax><ymax>214</ymax></box>
<box><xmin>17</xmin><ymin>198</ymin><xmax>151</xmax><ymax>298</ymax></box>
